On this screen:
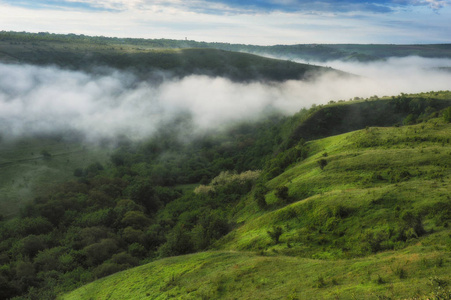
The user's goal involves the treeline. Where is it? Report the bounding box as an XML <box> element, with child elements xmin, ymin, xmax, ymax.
<box><xmin>2</xmin><ymin>31</ymin><xmax>451</xmax><ymax>62</ymax></box>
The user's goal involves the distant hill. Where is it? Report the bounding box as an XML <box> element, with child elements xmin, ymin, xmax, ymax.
<box><xmin>2</xmin><ymin>31</ymin><xmax>450</xmax><ymax>63</ymax></box>
<box><xmin>0</xmin><ymin>31</ymin><xmax>345</xmax><ymax>82</ymax></box>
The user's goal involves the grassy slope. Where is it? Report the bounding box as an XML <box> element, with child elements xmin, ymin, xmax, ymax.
<box><xmin>63</xmin><ymin>115</ymin><xmax>451</xmax><ymax>299</ymax></box>
<box><xmin>0</xmin><ymin>137</ymin><xmax>110</xmax><ymax>217</ymax></box>
<box><xmin>62</xmin><ymin>249</ymin><xmax>449</xmax><ymax>300</ymax></box>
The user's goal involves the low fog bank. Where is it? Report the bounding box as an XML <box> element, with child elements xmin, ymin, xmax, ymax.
<box><xmin>1</xmin><ymin>57</ymin><xmax>450</xmax><ymax>142</ymax></box>
<box><xmin>293</xmin><ymin>56</ymin><xmax>451</xmax><ymax>95</ymax></box>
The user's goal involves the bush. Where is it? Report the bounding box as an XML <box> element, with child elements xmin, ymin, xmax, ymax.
<box><xmin>399</xmin><ymin>210</ymin><xmax>426</xmax><ymax>238</ymax></box>
<box><xmin>267</xmin><ymin>226</ymin><xmax>283</xmax><ymax>244</ymax></box>
<box><xmin>442</xmin><ymin>106</ymin><xmax>451</xmax><ymax>123</ymax></box>
<box><xmin>159</xmin><ymin>225</ymin><xmax>194</xmax><ymax>257</ymax></box>
<box><xmin>275</xmin><ymin>186</ymin><xmax>289</xmax><ymax>203</ymax></box>
<box><xmin>192</xmin><ymin>211</ymin><xmax>230</xmax><ymax>250</ymax></box>
<box><xmin>254</xmin><ymin>184</ymin><xmax>268</xmax><ymax>209</ymax></box>
<box><xmin>317</xmin><ymin>159</ymin><xmax>328</xmax><ymax>170</ymax></box>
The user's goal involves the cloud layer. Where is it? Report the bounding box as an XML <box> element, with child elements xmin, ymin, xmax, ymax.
<box><xmin>1</xmin><ymin>0</ymin><xmax>450</xmax><ymax>44</ymax></box>
<box><xmin>3</xmin><ymin>0</ymin><xmax>449</xmax><ymax>13</ymax></box>
<box><xmin>1</xmin><ymin>57</ymin><xmax>450</xmax><ymax>142</ymax></box>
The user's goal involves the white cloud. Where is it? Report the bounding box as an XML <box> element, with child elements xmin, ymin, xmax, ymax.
<box><xmin>0</xmin><ymin>0</ymin><xmax>450</xmax><ymax>44</ymax></box>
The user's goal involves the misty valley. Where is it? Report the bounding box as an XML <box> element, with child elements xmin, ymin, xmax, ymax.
<box><xmin>0</xmin><ymin>32</ymin><xmax>451</xmax><ymax>299</ymax></box>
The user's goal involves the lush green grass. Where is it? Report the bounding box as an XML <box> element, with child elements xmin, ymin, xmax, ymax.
<box><xmin>62</xmin><ymin>247</ymin><xmax>450</xmax><ymax>300</ymax></box>
<box><xmin>0</xmin><ymin>137</ymin><xmax>110</xmax><ymax>217</ymax></box>
<box><xmin>217</xmin><ymin>118</ymin><xmax>451</xmax><ymax>256</ymax></box>
<box><xmin>62</xmin><ymin>115</ymin><xmax>451</xmax><ymax>299</ymax></box>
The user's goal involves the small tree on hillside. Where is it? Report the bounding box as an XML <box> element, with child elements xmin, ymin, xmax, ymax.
<box><xmin>318</xmin><ymin>159</ymin><xmax>328</xmax><ymax>170</ymax></box>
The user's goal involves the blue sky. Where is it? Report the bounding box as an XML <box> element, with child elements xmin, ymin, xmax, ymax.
<box><xmin>0</xmin><ymin>0</ymin><xmax>450</xmax><ymax>44</ymax></box>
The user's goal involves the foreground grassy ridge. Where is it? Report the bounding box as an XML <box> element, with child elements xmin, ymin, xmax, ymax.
<box><xmin>63</xmin><ymin>117</ymin><xmax>451</xmax><ymax>299</ymax></box>
<box><xmin>0</xmin><ymin>137</ymin><xmax>110</xmax><ymax>217</ymax></box>
<box><xmin>62</xmin><ymin>248</ymin><xmax>450</xmax><ymax>300</ymax></box>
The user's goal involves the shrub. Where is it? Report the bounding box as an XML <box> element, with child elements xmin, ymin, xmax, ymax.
<box><xmin>253</xmin><ymin>183</ymin><xmax>268</xmax><ymax>209</ymax></box>
<box><xmin>317</xmin><ymin>159</ymin><xmax>328</xmax><ymax>170</ymax></box>
<box><xmin>361</xmin><ymin>229</ymin><xmax>389</xmax><ymax>253</ymax></box>
<box><xmin>374</xmin><ymin>274</ymin><xmax>385</xmax><ymax>285</ymax></box>
<box><xmin>392</xmin><ymin>265</ymin><xmax>407</xmax><ymax>279</ymax></box>
<box><xmin>400</xmin><ymin>210</ymin><xmax>426</xmax><ymax>238</ymax></box>
<box><xmin>192</xmin><ymin>212</ymin><xmax>230</xmax><ymax>250</ymax></box>
<box><xmin>275</xmin><ymin>186</ymin><xmax>289</xmax><ymax>202</ymax></box>
<box><xmin>159</xmin><ymin>225</ymin><xmax>194</xmax><ymax>257</ymax></box>
<box><xmin>314</xmin><ymin>276</ymin><xmax>326</xmax><ymax>288</ymax></box>
<box><xmin>267</xmin><ymin>226</ymin><xmax>283</xmax><ymax>244</ymax></box>
<box><xmin>442</xmin><ymin>106</ymin><xmax>451</xmax><ymax>123</ymax></box>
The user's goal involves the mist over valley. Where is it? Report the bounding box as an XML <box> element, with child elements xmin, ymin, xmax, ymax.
<box><xmin>0</xmin><ymin>32</ymin><xmax>450</xmax><ymax>300</ymax></box>
<box><xmin>1</xmin><ymin>55</ymin><xmax>451</xmax><ymax>142</ymax></box>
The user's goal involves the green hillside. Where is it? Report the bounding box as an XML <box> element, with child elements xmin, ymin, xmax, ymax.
<box><xmin>61</xmin><ymin>94</ymin><xmax>451</xmax><ymax>300</ymax></box>
<box><xmin>1</xmin><ymin>92</ymin><xmax>450</xmax><ymax>299</ymax></box>
<box><xmin>0</xmin><ymin>32</ymin><xmax>341</xmax><ymax>82</ymax></box>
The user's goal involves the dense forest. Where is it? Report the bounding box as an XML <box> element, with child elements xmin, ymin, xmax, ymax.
<box><xmin>1</xmin><ymin>91</ymin><xmax>450</xmax><ymax>299</ymax></box>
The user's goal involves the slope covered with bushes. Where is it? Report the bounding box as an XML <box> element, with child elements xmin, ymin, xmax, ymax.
<box><xmin>1</xmin><ymin>91</ymin><xmax>450</xmax><ymax>299</ymax></box>
<box><xmin>63</xmin><ymin>93</ymin><xmax>451</xmax><ymax>299</ymax></box>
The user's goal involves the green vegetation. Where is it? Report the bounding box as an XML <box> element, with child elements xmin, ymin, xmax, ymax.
<box><xmin>0</xmin><ymin>136</ymin><xmax>110</xmax><ymax>218</ymax></box>
<box><xmin>62</xmin><ymin>250</ymin><xmax>451</xmax><ymax>300</ymax></box>
<box><xmin>2</xmin><ymin>31</ymin><xmax>451</xmax><ymax>62</ymax></box>
<box><xmin>0</xmin><ymin>31</ymin><xmax>344</xmax><ymax>82</ymax></box>
<box><xmin>1</xmin><ymin>90</ymin><xmax>450</xmax><ymax>299</ymax></box>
